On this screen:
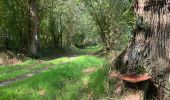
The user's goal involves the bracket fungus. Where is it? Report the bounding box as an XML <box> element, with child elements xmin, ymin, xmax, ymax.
<box><xmin>110</xmin><ymin>71</ymin><xmax>152</xmax><ymax>83</ymax></box>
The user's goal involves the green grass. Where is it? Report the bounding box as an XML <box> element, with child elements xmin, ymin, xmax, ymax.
<box><xmin>0</xmin><ymin>57</ymin><xmax>77</xmax><ymax>82</ymax></box>
<box><xmin>0</xmin><ymin>55</ymin><xmax>108</xmax><ymax>100</ymax></box>
<box><xmin>72</xmin><ymin>45</ymin><xmax>104</xmax><ymax>54</ymax></box>
<box><xmin>0</xmin><ymin>60</ymin><xmax>37</xmax><ymax>81</ymax></box>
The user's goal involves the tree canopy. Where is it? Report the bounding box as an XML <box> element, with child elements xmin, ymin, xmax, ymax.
<box><xmin>0</xmin><ymin>0</ymin><xmax>133</xmax><ymax>55</ymax></box>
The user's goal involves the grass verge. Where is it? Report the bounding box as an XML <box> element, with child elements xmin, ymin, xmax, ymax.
<box><xmin>0</xmin><ymin>55</ymin><xmax>108</xmax><ymax>100</ymax></box>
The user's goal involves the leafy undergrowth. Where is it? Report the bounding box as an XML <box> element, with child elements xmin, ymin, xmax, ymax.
<box><xmin>0</xmin><ymin>55</ymin><xmax>109</xmax><ymax>100</ymax></box>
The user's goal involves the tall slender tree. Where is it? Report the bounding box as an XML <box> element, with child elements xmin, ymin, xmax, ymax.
<box><xmin>29</xmin><ymin>0</ymin><xmax>39</xmax><ymax>56</ymax></box>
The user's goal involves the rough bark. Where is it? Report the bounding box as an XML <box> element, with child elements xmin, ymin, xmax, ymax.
<box><xmin>29</xmin><ymin>0</ymin><xmax>38</xmax><ymax>56</ymax></box>
<box><xmin>112</xmin><ymin>0</ymin><xmax>170</xmax><ymax>99</ymax></box>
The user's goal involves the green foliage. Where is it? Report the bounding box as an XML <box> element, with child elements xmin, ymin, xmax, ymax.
<box><xmin>80</xmin><ymin>0</ymin><xmax>133</xmax><ymax>51</ymax></box>
<box><xmin>0</xmin><ymin>0</ymin><xmax>30</xmax><ymax>49</ymax></box>
<box><xmin>74</xmin><ymin>33</ymin><xmax>85</xmax><ymax>48</ymax></box>
<box><xmin>0</xmin><ymin>0</ymin><xmax>134</xmax><ymax>54</ymax></box>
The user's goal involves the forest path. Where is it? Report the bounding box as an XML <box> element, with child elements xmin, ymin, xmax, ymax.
<box><xmin>0</xmin><ymin>66</ymin><xmax>50</xmax><ymax>87</ymax></box>
<box><xmin>0</xmin><ymin>46</ymin><xmax>102</xmax><ymax>87</ymax></box>
<box><xmin>0</xmin><ymin>55</ymin><xmax>105</xmax><ymax>100</ymax></box>
<box><xmin>0</xmin><ymin>55</ymin><xmax>78</xmax><ymax>87</ymax></box>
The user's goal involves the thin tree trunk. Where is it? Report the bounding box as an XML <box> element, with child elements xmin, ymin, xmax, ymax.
<box><xmin>29</xmin><ymin>0</ymin><xmax>38</xmax><ymax>56</ymax></box>
<box><xmin>112</xmin><ymin>0</ymin><xmax>170</xmax><ymax>99</ymax></box>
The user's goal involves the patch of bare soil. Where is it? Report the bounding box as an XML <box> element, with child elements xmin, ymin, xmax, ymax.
<box><xmin>109</xmin><ymin>78</ymin><xmax>144</xmax><ymax>100</ymax></box>
<box><xmin>110</xmin><ymin>88</ymin><xmax>143</xmax><ymax>100</ymax></box>
<box><xmin>121</xmin><ymin>90</ymin><xmax>143</xmax><ymax>100</ymax></box>
<box><xmin>83</xmin><ymin>67</ymin><xmax>97</xmax><ymax>74</ymax></box>
<box><xmin>38</xmin><ymin>89</ymin><xmax>46</xmax><ymax>96</ymax></box>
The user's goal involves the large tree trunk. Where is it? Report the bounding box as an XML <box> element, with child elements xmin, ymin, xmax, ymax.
<box><xmin>112</xmin><ymin>0</ymin><xmax>170</xmax><ymax>99</ymax></box>
<box><xmin>29</xmin><ymin>0</ymin><xmax>38</xmax><ymax>56</ymax></box>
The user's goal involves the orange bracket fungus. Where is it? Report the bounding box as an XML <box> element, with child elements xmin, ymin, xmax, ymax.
<box><xmin>110</xmin><ymin>71</ymin><xmax>152</xmax><ymax>83</ymax></box>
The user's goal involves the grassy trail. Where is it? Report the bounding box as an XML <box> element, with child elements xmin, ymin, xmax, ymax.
<box><xmin>0</xmin><ymin>46</ymin><xmax>109</xmax><ymax>100</ymax></box>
